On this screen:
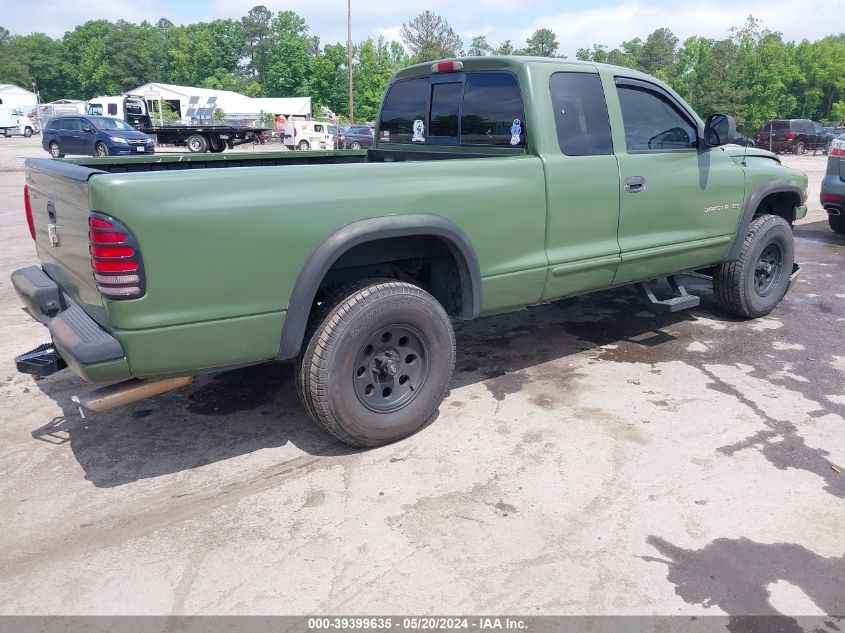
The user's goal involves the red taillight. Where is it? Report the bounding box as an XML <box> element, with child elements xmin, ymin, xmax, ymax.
<box><xmin>822</xmin><ymin>194</ymin><xmax>840</xmax><ymax>201</ymax></box>
<box><xmin>89</xmin><ymin>230</ymin><xmax>127</xmax><ymax>243</ymax></box>
<box><xmin>88</xmin><ymin>217</ymin><xmax>113</xmax><ymax>229</ymax></box>
<box><xmin>90</xmin><ymin>245</ymin><xmax>134</xmax><ymax>258</ymax></box>
<box><xmin>92</xmin><ymin>260</ymin><xmax>138</xmax><ymax>273</ymax></box>
<box><xmin>88</xmin><ymin>212</ymin><xmax>144</xmax><ymax>300</ymax></box>
<box><xmin>830</xmin><ymin>140</ymin><xmax>845</xmax><ymax>157</ymax></box>
<box><xmin>788</xmin><ymin>132</ymin><xmax>794</xmax><ymax>140</ymax></box>
<box><xmin>431</xmin><ymin>60</ymin><xmax>464</xmax><ymax>73</ymax></box>
<box><xmin>24</xmin><ymin>185</ymin><xmax>35</xmax><ymax>240</ymax></box>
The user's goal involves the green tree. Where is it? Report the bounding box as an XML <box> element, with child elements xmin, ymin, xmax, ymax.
<box><xmin>400</xmin><ymin>11</ymin><xmax>462</xmax><ymax>62</ymax></box>
<box><xmin>468</xmin><ymin>35</ymin><xmax>492</xmax><ymax>56</ymax></box>
<box><xmin>496</xmin><ymin>40</ymin><xmax>514</xmax><ymax>55</ymax></box>
<box><xmin>265</xmin><ymin>10</ymin><xmax>313</xmax><ymax>97</ymax></box>
<box><xmin>639</xmin><ymin>28</ymin><xmax>678</xmax><ymax>79</ymax></box>
<box><xmin>242</xmin><ymin>5</ymin><xmax>274</xmax><ymax>81</ymax></box>
<box><xmin>521</xmin><ymin>28</ymin><xmax>560</xmax><ymax>57</ymax></box>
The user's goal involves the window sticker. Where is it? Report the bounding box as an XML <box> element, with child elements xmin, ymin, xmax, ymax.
<box><xmin>380</xmin><ymin>130</ymin><xmax>390</xmax><ymax>141</ymax></box>
<box><xmin>510</xmin><ymin>119</ymin><xmax>522</xmax><ymax>145</ymax></box>
<box><xmin>412</xmin><ymin>119</ymin><xmax>425</xmax><ymax>143</ymax></box>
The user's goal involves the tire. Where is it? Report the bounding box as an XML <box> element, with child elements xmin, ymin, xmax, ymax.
<box><xmin>187</xmin><ymin>134</ymin><xmax>209</xmax><ymax>153</ymax></box>
<box><xmin>793</xmin><ymin>141</ymin><xmax>806</xmax><ymax>155</ymax></box>
<box><xmin>94</xmin><ymin>142</ymin><xmax>109</xmax><ymax>157</ymax></box>
<box><xmin>829</xmin><ymin>213</ymin><xmax>845</xmax><ymax>234</ymax></box>
<box><xmin>3</xmin><ymin>129</ymin><xmax>10</xmax><ymax>138</ymax></box>
<box><xmin>209</xmin><ymin>144</ymin><xmax>225</xmax><ymax>153</ymax></box>
<box><xmin>298</xmin><ymin>140</ymin><xmax>310</xmax><ymax>151</ymax></box>
<box><xmin>297</xmin><ymin>280</ymin><xmax>456</xmax><ymax>447</ymax></box>
<box><xmin>24</xmin><ymin>127</ymin><xmax>32</xmax><ymax>138</ymax></box>
<box><xmin>350</xmin><ymin>141</ymin><xmax>362</xmax><ymax>150</ymax></box>
<box><xmin>49</xmin><ymin>141</ymin><xmax>63</xmax><ymax>158</ymax></box>
<box><xmin>713</xmin><ymin>215</ymin><xmax>795</xmax><ymax>319</ymax></box>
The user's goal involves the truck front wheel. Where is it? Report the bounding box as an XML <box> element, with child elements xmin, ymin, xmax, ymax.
<box><xmin>297</xmin><ymin>280</ymin><xmax>456</xmax><ymax>447</ymax></box>
<box><xmin>713</xmin><ymin>214</ymin><xmax>795</xmax><ymax>319</ymax></box>
<box><xmin>187</xmin><ymin>134</ymin><xmax>209</xmax><ymax>153</ymax></box>
<box><xmin>24</xmin><ymin>127</ymin><xmax>33</xmax><ymax>138</ymax></box>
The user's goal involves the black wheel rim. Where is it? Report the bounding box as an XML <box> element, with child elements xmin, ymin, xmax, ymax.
<box><xmin>754</xmin><ymin>242</ymin><xmax>783</xmax><ymax>297</ymax></box>
<box><xmin>353</xmin><ymin>324</ymin><xmax>428</xmax><ymax>413</ymax></box>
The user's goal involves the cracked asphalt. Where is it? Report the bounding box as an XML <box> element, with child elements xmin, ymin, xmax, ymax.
<box><xmin>0</xmin><ymin>137</ymin><xmax>842</xmax><ymax>620</ymax></box>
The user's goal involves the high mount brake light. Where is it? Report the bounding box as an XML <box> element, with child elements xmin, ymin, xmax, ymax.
<box><xmin>431</xmin><ymin>60</ymin><xmax>464</xmax><ymax>73</ymax></box>
<box><xmin>88</xmin><ymin>212</ymin><xmax>145</xmax><ymax>300</ymax></box>
<box><xmin>24</xmin><ymin>185</ymin><xmax>35</xmax><ymax>240</ymax></box>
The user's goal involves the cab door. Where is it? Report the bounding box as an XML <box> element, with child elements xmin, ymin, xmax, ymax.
<box><xmin>609</xmin><ymin>77</ymin><xmax>744</xmax><ymax>285</ymax></box>
<box><xmin>541</xmin><ymin>71</ymin><xmax>621</xmax><ymax>301</ymax></box>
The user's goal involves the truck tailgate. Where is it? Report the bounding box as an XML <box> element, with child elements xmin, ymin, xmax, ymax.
<box><xmin>25</xmin><ymin>159</ymin><xmax>108</xmax><ymax>326</ymax></box>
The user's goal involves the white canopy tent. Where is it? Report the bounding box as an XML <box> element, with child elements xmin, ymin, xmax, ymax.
<box><xmin>0</xmin><ymin>84</ymin><xmax>38</xmax><ymax>109</ymax></box>
<box><xmin>130</xmin><ymin>83</ymin><xmax>312</xmax><ymax>123</ymax></box>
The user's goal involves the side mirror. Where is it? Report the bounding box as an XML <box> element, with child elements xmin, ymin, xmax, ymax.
<box><xmin>703</xmin><ymin>114</ymin><xmax>737</xmax><ymax>148</ymax></box>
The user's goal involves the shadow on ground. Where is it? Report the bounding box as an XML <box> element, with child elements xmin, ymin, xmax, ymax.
<box><xmin>644</xmin><ymin>534</ymin><xmax>845</xmax><ymax>632</ymax></box>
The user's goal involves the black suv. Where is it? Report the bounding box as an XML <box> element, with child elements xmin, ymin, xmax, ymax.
<box><xmin>756</xmin><ymin>119</ymin><xmax>827</xmax><ymax>154</ymax></box>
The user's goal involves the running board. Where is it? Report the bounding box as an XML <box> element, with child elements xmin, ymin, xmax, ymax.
<box><xmin>638</xmin><ymin>276</ymin><xmax>700</xmax><ymax>313</ymax></box>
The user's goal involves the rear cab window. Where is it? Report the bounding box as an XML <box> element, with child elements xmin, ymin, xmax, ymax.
<box><xmin>378</xmin><ymin>71</ymin><xmax>526</xmax><ymax>148</ymax></box>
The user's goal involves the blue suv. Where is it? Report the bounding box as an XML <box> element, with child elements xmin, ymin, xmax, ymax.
<box><xmin>42</xmin><ymin>116</ymin><xmax>154</xmax><ymax>158</ymax></box>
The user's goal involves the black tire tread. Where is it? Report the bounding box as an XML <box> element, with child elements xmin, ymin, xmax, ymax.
<box><xmin>301</xmin><ymin>280</ymin><xmax>454</xmax><ymax>447</ymax></box>
<box><xmin>714</xmin><ymin>214</ymin><xmax>791</xmax><ymax>319</ymax></box>
<box><xmin>829</xmin><ymin>214</ymin><xmax>845</xmax><ymax>234</ymax></box>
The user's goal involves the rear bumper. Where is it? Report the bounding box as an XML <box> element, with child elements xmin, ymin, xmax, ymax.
<box><xmin>11</xmin><ymin>266</ymin><xmax>131</xmax><ymax>383</ymax></box>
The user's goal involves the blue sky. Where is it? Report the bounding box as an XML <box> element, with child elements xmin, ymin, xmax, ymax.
<box><xmin>1</xmin><ymin>0</ymin><xmax>839</xmax><ymax>56</ymax></box>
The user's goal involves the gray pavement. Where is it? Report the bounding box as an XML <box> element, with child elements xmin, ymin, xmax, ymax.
<box><xmin>0</xmin><ymin>135</ymin><xmax>842</xmax><ymax>616</ymax></box>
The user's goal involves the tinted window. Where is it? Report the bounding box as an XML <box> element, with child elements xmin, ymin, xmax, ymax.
<box><xmin>550</xmin><ymin>73</ymin><xmax>612</xmax><ymax>156</ymax></box>
<box><xmin>107</xmin><ymin>103</ymin><xmax>118</xmax><ymax>116</ymax></box>
<box><xmin>60</xmin><ymin>118</ymin><xmax>80</xmax><ymax>131</ymax></box>
<box><xmin>461</xmin><ymin>72</ymin><xmax>525</xmax><ymax>146</ymax></box>
<box><xmin>313</xmin><ymin>124</ymin><xmax>324</xmax><ymax>133</ymax></box>
<box><xmin>429</xmin><ymin>82</ymin><xmax>461</xmax><ymax>138</ymax></box>
<box><xmin>379</xmin><ymin>78</ymin><xmax>428</xmax><ymax>143</ymax></box>
<box><xmin>616</xmin><ymin>84</ymin><xmax>696</xmax><ymax>151</ymax></box>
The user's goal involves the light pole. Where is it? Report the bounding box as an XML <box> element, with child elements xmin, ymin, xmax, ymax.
<box><xmin>347</xmin><ymin>0</ymin><xmax>354</xmax><ymax>123</ymax></box>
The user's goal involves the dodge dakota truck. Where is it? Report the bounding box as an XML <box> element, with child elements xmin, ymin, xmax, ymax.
<box><xmin>13</xmin><ymin>56</ymin><xmax>808</xmax><ymax>447</ymax></box>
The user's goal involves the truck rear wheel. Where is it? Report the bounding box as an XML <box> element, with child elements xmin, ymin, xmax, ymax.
<box><xmin>713</xmin><ymin>214</ymin><xmax>795</xmax><ymax>319</ymax></box>
<box><xmin>187</xmin><ymin>134</ymin><xmax>209</xmax><ymax>153</ymax></box>
<box><xmin>297</xmin><ymin>280</ymin><xmax>455</xmax><ymax>447</ymax></box>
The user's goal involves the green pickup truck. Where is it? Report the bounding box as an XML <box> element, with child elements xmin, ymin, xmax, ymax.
<box><xmin>13</xmin><ymin>56</ymin><xmax>808</xmax><ymax>446</ymax></box>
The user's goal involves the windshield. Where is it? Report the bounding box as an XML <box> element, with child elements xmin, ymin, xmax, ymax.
<box><xmin>88</xmin><ymin>117</ymin><xmax>135</xmax><ymax>131</ymax></box>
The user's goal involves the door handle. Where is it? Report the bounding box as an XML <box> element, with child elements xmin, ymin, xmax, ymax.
<box><xmin>624</xmin><ymin>176</ymin><xmax>646</xmax><ymax>193</ymax></box>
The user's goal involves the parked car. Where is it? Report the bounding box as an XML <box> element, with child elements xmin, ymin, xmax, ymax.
<box><xmin>340</xmin><ymin>126</ymin><xmax>375</xmax><ymax>149</ymax></box>
<box><xmin>756</xmin><ymin>119</ymin><xmax>827</xmax><ymax>154</ymax></box>
<box><xmin>42</xmin><ymin>116</ymin><xmax>154</xmax><ymax>158</ymax></box>
<box><xmin>732</xmin><ymin>133</ymin><xmax>756</xmax><ymax>147</ymax></box>
<box><xmin>821</xmin><ymin>133</ymin><xmax>845</xmax><ymax>233</ymax></box>
<box><xmin>0</xmin><ymin>105</ymin><xmax>38</xmax><ymax>138</ymax></box>
<box><xmin>14</xmin><ymin>56</ymin><xmax>808</xmax><ymax>448</ymax></box>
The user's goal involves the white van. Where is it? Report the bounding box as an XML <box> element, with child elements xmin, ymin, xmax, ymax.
<box><xmin>0</xmin><ymin>105</ymin><xmax>39</xmax><ymax>138</ymax></box>
<box><xmin>283</xmin><ymin>120</ymin><xmax>335</xmax><ymax>150</ymax></box>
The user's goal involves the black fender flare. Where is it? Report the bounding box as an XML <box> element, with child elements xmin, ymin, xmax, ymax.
<box><xmin>278</xmin><ymin>214</ymin><xmax>482</xmax><ymax>360</ymax></box>
<box><xmin>725</xmin><ymin>180</ymin><xmax>803</xmax><ymax>261</ymax></box>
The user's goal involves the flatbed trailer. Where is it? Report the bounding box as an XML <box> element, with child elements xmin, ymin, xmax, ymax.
<box><xmin>139</xmin><ymin>125</ymin><xmax>268</xmax><ymax>153</ymax></box>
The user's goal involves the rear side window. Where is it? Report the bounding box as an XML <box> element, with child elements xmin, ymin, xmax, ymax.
<box><xmin>107</xmin><ymin>103</ymin><xmax>118</xmax><ymax>116</ymax></box>
<box><xmin>379</xmin><ymin>78</ymin><xmax>428</xmax><ymax>143</ymax></box>
<box><xmin>549</xmin><ymin>73</ymin><xmax>612</xmax><ymax>156</ymax></box>
<box><xmin>60</xmin><ymin>118</ymin><xmax>80</xmax><ymax>131</ymax></box>
<box><xmin>461</xmin><ymin>72</ymin><xmax>525</xmax><ymax>146</ymax></box>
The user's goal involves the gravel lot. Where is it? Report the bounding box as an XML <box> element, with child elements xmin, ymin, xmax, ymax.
<box><xmin>0</xmin><ymin>135</ymin><xmax>843</xmax><ymax>617</ymax></box>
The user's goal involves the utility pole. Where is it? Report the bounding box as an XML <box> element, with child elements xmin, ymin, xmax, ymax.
<box><xmin>347</xmin><ymin>0</ymin><xmax>354</xmax><ymax>123</ymax></box>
